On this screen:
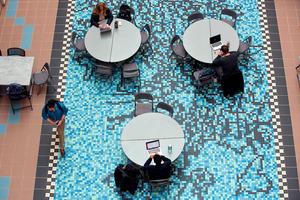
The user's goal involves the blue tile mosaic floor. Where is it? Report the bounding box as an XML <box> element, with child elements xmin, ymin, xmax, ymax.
<box><xmin>54</xmin><ymin>0</ymin><xmax>280</xmax><ymax>199</ymax></box>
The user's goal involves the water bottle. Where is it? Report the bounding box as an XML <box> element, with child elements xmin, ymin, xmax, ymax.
<box><xmin>168</xmin><ymin>145</ymin><xmax>172</xmax><ymax>154</ymax></box>
<box><xmin>114</xmin><ymin>20</ymin><xmax>118</xmax><ymax>29</ymax></box>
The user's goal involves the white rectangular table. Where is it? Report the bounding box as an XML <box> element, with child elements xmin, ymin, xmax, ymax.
<box><xmin>0</xmin><ymin>56</ymin><xmax>34</xmax><ymax>86</ymax></box>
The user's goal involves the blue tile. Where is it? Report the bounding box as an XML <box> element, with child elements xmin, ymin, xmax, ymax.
<box><xmin>15</xmin><ymin>17</ymin><xmax>25</xmax><ymax>25</ymax></box>
<box><xmin>0</xmin><ymin>124</ymin><xmax>6</xmax><ymax>135</ymax></box>
<box><xmin>0</xmin><ymin>177</ymin><xmax>10</xmax><ymax>200</ymax></box>
<box><xmin>21</xmin><ymin>25</ymin><xmax>34</xmax><ymax>50</ymax></box>
<box><xmin>6</xmin><ymin>0</ymin><xmax>19</xmax><ymax>17</ymax></box>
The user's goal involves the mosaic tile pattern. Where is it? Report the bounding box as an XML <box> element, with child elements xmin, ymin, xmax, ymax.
<box><xmin>48</xmin><ymin>0</ymin><xmax>288</xmax><ymax>199</ymax></box>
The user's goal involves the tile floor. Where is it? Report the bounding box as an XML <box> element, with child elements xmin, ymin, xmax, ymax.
<box><xmin>0</xmin><ymin>0</ymin><xmax>300</xmax><ymax>199</ymax></box>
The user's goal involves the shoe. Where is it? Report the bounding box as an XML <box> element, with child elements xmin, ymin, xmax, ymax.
<box><xmin>60</xmin><ymin>148</ymin><xmax>65</xmax><ymax>157</ymax></box>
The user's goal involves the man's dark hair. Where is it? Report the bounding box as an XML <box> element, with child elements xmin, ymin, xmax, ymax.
<box><xmin>153</xmin><ymin>154</ymin><xmax>162</xmax><ymax>165</ymax></box>
<box><xmin>47</xmin><ymin>99</ymin><xmax>59</xmax><ymax>109</ymax></box>
<box><xmin>220</xmin><ymin>45</ymin><xmax>229</xmax><ymax>54</ymax></box>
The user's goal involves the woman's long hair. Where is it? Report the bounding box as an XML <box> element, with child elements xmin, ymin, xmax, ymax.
<box><xmin>93</xmin><ymin>2</ymin><xmax>108</xmax><ymax>16</ymax></box>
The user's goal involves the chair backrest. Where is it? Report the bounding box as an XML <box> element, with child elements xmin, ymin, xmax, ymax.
<box><xmin>0</xmin><ymin>49</ymin><xmax>2</xmax><ymax>56</ymax></box>
<box><xmin>155</xmin><ymin>102</ymin><xmax>174</xmax><ymax>117</ymax></box>
<box><xmin>135</xmin><ymin>92</ymin><xmax>153</xmax><ymax>102</ymax></box>
<box><xmin>245</xmin><ymin>36</ymin><xmax>252</xmax><ymax>46</ymax></box>
<box><xmin>118</xmin><ymin>4</ymin><xmax>132</xmax><ymax>22</ymax></box>
<box><xmin>42</xmin><ymin>62</ymin><xmax>50</xmax><ymax>72</ymax></box>
<box><xmin>221</xmin><ymin>8</ymin><xmax>237</xmax><ymax>19</ymax></box>
<box><xmin>170</xmin><ymin>35</ymin><xmax>181</xmax><ymax>51</ymax></box>
<box><xmin>7</xmin><ymin>47</ymin><xmax>25</xmax><ymax>56</ymax></box>
<box><xmin>71</xmin><ymin>32</ymin><xmax>77</xmax><ymax>46</ymax></box>
<box><xmin>149</xmin><ymin>178</ymin><xmax>170</xmax><ymax>187</ymax></box>
<box><xmin>144</xmin><ymin>24</ymin><xmax>151</xmax><ymax>36</ymax></box>
<box><xmin>188</xmin><ymin>12</ymin><xmax>204</xmax><ymax>24</ymax></box>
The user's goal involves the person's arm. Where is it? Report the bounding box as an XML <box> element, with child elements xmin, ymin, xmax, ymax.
<box><xmin>42</xmin><ymin>107</ymin><xmax>56</xmax><ymax>125</ymax></box>
<box><xmin>212</xmin><ymin>55</ymin><xmax>222</xmax><ymax>66</ymax></box>
<box><xmin>144</xmin><ymin>157</ymin><xmax>152</xmax><ymax>167</ymax></box>
<box><xmin>161</xmin><ymin>156</ymin><xmax>171</xmax><ymax>165</ymax></box>
<box><xmin>106</xmin><ymin>9</ymin><xmax>113</xmax><ymax>25</ymax></box>
<box><xmin>90</xmin><ymin>13</ymin><xmax>99</xmax><ymax>27</ymax></box>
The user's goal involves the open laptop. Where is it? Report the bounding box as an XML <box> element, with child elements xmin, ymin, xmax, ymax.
<box><xmin>210</xmin><ymin>34</ymin><xmax>223</xmax><ymax>51</ymax></box>
<box><xmin>146</xmin><ymin>140</ymin><xmax>161</xmax><ymax>155</ymax></box>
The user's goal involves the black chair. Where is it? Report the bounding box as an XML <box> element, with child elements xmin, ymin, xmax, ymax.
<box><xmin>134</xmin><ymin>92</ymin><xmax>153</xmax><ymax>116</ymax></box>
<box><xmin>71</xmin><ymin>32</ymin><xmax>86</xmax><ymax>62</ymax></box>
<box><xmin>221</xmin><ymin>70</ymin><xmax>244</xmax><ymax>97</ymax></box>
<box><xmin>7</xmin><ymin>47</ymin><xmax>25</xmax><ymax>56</ymax></box>
<box><xmin>7</xmin><ymin>83</ymin><xmax>33</xmax><ymax>114</ymax></box>
<box><xmin>140</xmin><ymin>24</ymin><xmax>152</xmax><ymax>54</ymax></box>
<box><xmin>0</xmin><ymin>49</ymin><xmax>2</xmax><ymax>56</ymax></box>
<box><xmin>220</xmin><ymin>8</ymin><xmax>237</xmax><ymax>28</ymax></box>
<box><xmin>296</xmin><ymin>63</ymin><xmax>300</xmax><ymax>85</ymax></box>
<box><xmin>149</xmin><ymin>178</ymin><xmax>171</xmax><ymax>193</ymax></box>
<box><xmin>117</xmin><ymin>4</ymin><xmax>135</xmax><ymax>23</ymax></box>
<box><xmin>238</xmin><ymin>36</ymin><xmax>263</xmax><ymax>66</ymax></box>
<box><xmin>188</xmin><ymin>12</ymin><xmax>204</xmax><ymax>24</ymax></box>
<box><xmin>121</xmin><ymin>62</ymin><xmax>140</xmax><ymax>91</ymax></box>
<box><xmin>93</xmin><ymin>61</ymin><xmax>114</xmax><ymax>77</ymax></box>
<box><xmin>155</xmin><ymin>102</ymin><xmax>174</xmax><ymax>117</ymax></box>
<box><xmin>169</xmin><ymin>35</ymin><xmax>188</xmax><ymax>65</ymax></box>
<box><xmin>193</xmin><ymin>68</ymin><xmax>216</xmax><ymax>90</ymax></box>
<box><xmin>32</xmin><ymin>62</ymin><xmax>52</xmax><ymax>95</ymax></box>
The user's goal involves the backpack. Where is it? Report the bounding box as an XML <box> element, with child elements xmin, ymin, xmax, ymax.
<box><xmin>7</xmin><ymin>83</ymin><xmax>27</xmax><ymax>99</ymax></box>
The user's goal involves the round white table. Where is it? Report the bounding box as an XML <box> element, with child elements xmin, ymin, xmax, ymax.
<box><xmin>183</xmin><ymin>18</ymin><xmax>240</xmax><ymax>63</ymax></box>
<box><xmin>85</xmin><ymin>19</ymin><xmax>141</xmax><ymax>63</ymax></box>
<box><xmin>121</xmin><ymin>113</ymin><xmax>185</xmax><ymax>166</ymax></box>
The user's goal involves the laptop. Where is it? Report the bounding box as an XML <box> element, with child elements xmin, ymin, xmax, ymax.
<box><xmin>210</xmin><ymin>34</ymin><xmax>223</xmax><ymax>51</ymax></box>
<box><xmin>146</xmin><ymin>140</ymin><xmax>161</xmax><ymax>154</ymax></box>
<box><xmin>100</xmin><ymin>26</ymin><xmax>112</xmax><ymax>33</ymax></box>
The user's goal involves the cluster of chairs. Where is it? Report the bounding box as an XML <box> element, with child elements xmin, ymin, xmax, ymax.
<box><xmin>72</xmin><ymin>4</ymin><xmax>152</xmax><ymax>92</ymax></box>
<box><xmin>169</xmin><ymin>8</ymin><xmax>263</xmax><ymax>96</ymax></box>
<box><xmin>134</xmin><ymin>92</ymin><xmax>174</xmax><ymax>117</ymax></box>
<box><xmin>0</xmin><ymin>47</ymin><xmax>52</xmax><ymax>113</ymax></box>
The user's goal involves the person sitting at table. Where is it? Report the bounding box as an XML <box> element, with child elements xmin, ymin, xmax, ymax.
<box><xmin>212</xmin><ymin>44</ymin><xmax>240</xmax><ymax>78</ymax></box>
<box><xmin>90</xmin><ymin>2</ymin><xmax>113</xmax><ymax>28</ymax></box>
<box><xmin>143</xmin><ymin>154</ymin><xmax>172</xmax><ymax>180</ymax></box>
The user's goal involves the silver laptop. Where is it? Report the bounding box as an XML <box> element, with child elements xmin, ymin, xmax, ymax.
<box><xmin>146</xmin><ymin>140</ymin><xmax>161</xmax><ymax>154</ymax></box>
<box><xmin>210</xmin><ymin>34</ymin><xmax>223</xmax><ymax>51</ymax></box>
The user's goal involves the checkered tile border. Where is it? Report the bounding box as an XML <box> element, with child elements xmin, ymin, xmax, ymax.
<box><xmin>257</xmin><ymin>0</ymin><xmax>288</xmax><ymax>199</ymax></box>
<box><xmin>44</xmin><ymin>0</ymin><xmax>75</xmax><ymax>199</ymax></box>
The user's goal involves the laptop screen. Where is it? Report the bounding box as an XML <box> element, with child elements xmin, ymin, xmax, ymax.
<box><xmin>209</xmin><ymin>34</ymin><xmax>221</xmax><ymax>44</ymax></box>
<box><xmin>146</xmin><ymin>140</ymin><xmax>160</xmax><ymax>150</ymax></box>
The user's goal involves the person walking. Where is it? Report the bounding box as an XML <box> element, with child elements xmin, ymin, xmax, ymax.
<box><xmin>42</xmin><ymin>99</ymin><xmax>68</xmax><ymax>157</ymax></box>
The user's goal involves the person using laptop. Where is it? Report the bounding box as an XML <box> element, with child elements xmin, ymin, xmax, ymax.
<box><xmin>90</xmin><ymin>2</ymin><xmax>113</xmax><ymax>28</ymax></box>
<box><xmin>143</xmin><ymin>154</ymin><xmax>172</xmax><ymax>180</ymax></box>
<box><xmin>212</xmin><ymin>44</ymin><xmax>240</xmax><ymax>78</ymax></box>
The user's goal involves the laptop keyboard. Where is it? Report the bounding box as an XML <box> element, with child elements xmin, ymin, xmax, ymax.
<box><xmin>212</xmin><ymin>41</ymin><xmax>222</xmax><ymax>48</ymax></box>
<box><xmin>148</xmin><ymin>148</ymin><xmax>160</xmax><ymax>154</ymax></box>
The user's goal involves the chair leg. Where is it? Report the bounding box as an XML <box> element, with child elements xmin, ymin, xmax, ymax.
<box><xmin>10</xmin><ymin>100</ymin><xmax>15</xmax><ymax>114</ymax></box>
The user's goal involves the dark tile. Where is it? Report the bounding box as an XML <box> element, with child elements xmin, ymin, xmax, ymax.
<box><xmin>286</xmin><ymin>167</ymin><xmax>299</xmax><ymax>179</ymax></box>
<box><xmin>281</xmin><ymin>125</ymin><xmax>293</xmax><ymax>135</ymax></box>
<box><xmin>271</xmin><ymin>50</ymin><xmax>283</xmax><ymax>59</ymax></box>
<box><xmin>285</xmin><ymin>156</ymin><xmax>297</xmax><ymax>167</ymax></box>
<box><xmin>278</xmin><ymin>95</ymin><xmax>289</xmax><ymax>105</ymax></box>
<box><xmin>55</xmin><ymin>16</ymin><xmax>67</xmax><ymax>25</ymax></box>
<box><xmin>282</xmin><ymin>135</ymin><xmax>295</xmax><ymax>146</ymax></box>
<box><xmin>45</xmin><ymin>94</ymin><xmax>59</xmax><ymax>102</ymax></box>
<box><xmin>280</xmin><ymin>115</ymin><xmax>292</xmax><ymax>125</ymax></box>
<box><xmin>50</xmin><ymin>58</ymin><xmax>61</xmax><ymax>68</ymax></box>
<box><xmin>40</xmin><ymin>134</ymin><xmax>52</xmax><ymax>146</ymax></box>
<box><xmin>33</xmin><ymin>189</ymin><xmax>47</xmax><ymax>200</ymax></box>
<box><xmin>273</xmin><ymin>58</ymin><xmax>284</xmax><ymax>67</ymax></box>
<box><xmin>270</xmin><ymin>41</ymin><xmax>281</xmax><ymax>50</ymax></box>
<box><xmin>266</xmin><ymin>10</ymin><xmax>276</xmax><ymax>18</ymax></box>
<box><xmin>37</xmin><ymin>155</ymin><xmax>50</xmax><ymax>167</ymax></box>
<box><xmin>279</xmin><ymin>105</ymin><xmax>291</xmax><ymax>115</ymax></box>
<box><xmin>283</xmin><ymin>146</ymin><xmax>296</xmax><ymax>156</ymax></box>
<box><xmin>287</xmin><ymin>179</ymin><xmax>299</xmax><ymax>190</ymax></box>
<box><xmin>58</xmin><ymin>1</ymin><xmax>69</xmax><ymax>9</ymax></box>
<box><xmin>36</xmin><ymin>166</ymin><xmax>49</xmax><ymax>178</ymax></box>
<box><xmin>277</xmin><ymin>86</ymin><xmax>288</xmax><ymax>96</ymax></box>
<box><xmin>38</xmin><ymin>145</ymin><xmax>51</xmax><ymax>156</ymax></box>
<box><xmin>54</xmin><ymin>24</ymin><xmax>66</xmax><ymax>33</ymax></box>
<box><xmin>57</xmin><ymin>9</ymin><xmax>67</xmax><ymax>17</ymax></box>
<box><xmin>265</xmin><ymin>2</ymin><xmax>275</xmax><ymax>10</ymax></box>
<box><xmin>51</xmin><ymin>50</ymin><xmax>62</xmax><ymax>58</ymax></box>
<box><xmin>275</xmin><ymin>76</ymin><xmax>287</xmax><ymax>86</ymax></box>
<box><xmin>269</xmin><ymin>33</ymin><xmax>280</xmax><ymax>41</ymax></box>
<box><xmin>34</xmin><ymin>178</ymin><xmax>48</xmax><ymax>190</ymax></box>
<box><xmin>288</xmin><ymin>190</ymin><xmax>300</xmax><ymax>200</ymax></box>
<box><xmin>267</xmin><ymin>17</ymin><xmax>278</xmax><ymax>25</ymax></box>
<box><xmin>52</xmin><ymin>41</ymin><xmax>63</xmax><ymax>50</ymax></box>
<box><xmin>53</xmin><ymin>32</ymin><xmax>64</xmax><ymax>42</ymax></box>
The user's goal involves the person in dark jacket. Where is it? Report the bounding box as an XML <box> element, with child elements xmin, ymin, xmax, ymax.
<box><xmin>90</xmin><ymin>2</ymin><xmax>113</xmax><ymax>27</ymax></box>
<box><xmin>212</xmin><ymin>44</ymin><xmax>240</xmax><ymax>77</ymax></box>
<box><xmin>143</xmin><ymin>154</ymin><xmax>172</xmax><ymax>180</ymax></box>
<box><xmin>114</xmin><ymin>164</ymin><xmax>140</xmax><ymax>195</ymax></box>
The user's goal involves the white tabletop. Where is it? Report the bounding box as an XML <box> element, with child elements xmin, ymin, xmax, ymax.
<box><xmin>85</xmin><ymin>19</ymin><xmax>141</xmax><ymax>63</ymax></box>
<box><xmin>121</xmin><ymin>113</ymin><xmax>185</xmax><ymax>166</ymax></box>
<box><xmin>183</xmin><ymin>18</ymin><xmax>239</xmax><ymax>63</ymax></box>
<box><xmin>0</xmin><ymin>56</ymin><xmax>34</xmax><ymax>85</ymax></box>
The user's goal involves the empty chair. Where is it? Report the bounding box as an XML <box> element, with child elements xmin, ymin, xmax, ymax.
<box><xmin>7</xmin><ymin>47</ymin><xmax>25</xmax><ymax>56</ymax></box>
<box><xmin>7</xmin><ymin>83</ymin><xmax>33</xmax><ymax>114</ymax></box>
<box><xmin>32</xmin><ymin>62</ymin><xmax>52</xmax><ymax>95</ymax></box>
<box><xmin>193</xmin><ymin>68</ymin><xmax>216</xmax><ymax>90</ymax></box>
<box><xmin>134</xmin><ymin>92</ymin><xmax>153</xmax><ymax>116</ymax></box>
<box><xmin>71</xmin><ymin>32</ymin><xmax>86</xmax><ymax>62</ymax></box>
<box><xmin>220</xmin><ymin>8</ymin><xmax>237</xmax><ymax>28</ymax></box>
<box><xmin>140</xmin><ymin>24</ymin><xmax>152</xmax><ymax>53</ymax></box>
<box><xmin>155</xmin><ymin>102</ymin><xmax>174</xmax><ymax>117</ymax></box>
<box><xmin>93</xmin><ymin>61</ymin><xmax>114</xmax><ymax>77</ymax></box>
<box><xmin>122</xmin><ymin>62</ymin><xmax>140</xmax><ymax>89</ymax></box>
<box><xmin>188</xmin><ymin>12</ymin><xmax>204</xmax><ymax>24</ymax></box>
<box><xmin>169</xmin><ymin>35</ymin><xmax>188</xmax><ymax>65</ymax></box>
<box><xmin>238</xmin><ymin>36</ymin><xmax>262</xmax><ymax>66</ymax></box>
<box><xmin>149</xmin><ymin>178</ymin><xmax>171</xmax><ymax>192</ymax></box>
